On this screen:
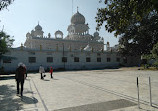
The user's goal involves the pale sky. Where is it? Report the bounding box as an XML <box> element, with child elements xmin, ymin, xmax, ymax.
<box><xmin>0</xmin><ymin>0</ymin><xmax>119</xmax><ymax>48</ymax></box>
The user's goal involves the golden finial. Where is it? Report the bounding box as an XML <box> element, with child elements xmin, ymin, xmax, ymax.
<box><xmin>21</xmin><ymin>43</ymin><xmax>23</xmax><ymax>50</ymax></box>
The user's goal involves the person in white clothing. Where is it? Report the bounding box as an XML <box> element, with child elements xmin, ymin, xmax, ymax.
<box><xmin>39</xmin><ymin>65</ymin><xmax>45</xmax><ymax>79</ymax></box>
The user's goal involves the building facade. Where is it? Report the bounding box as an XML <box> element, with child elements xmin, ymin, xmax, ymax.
<box><xmin>24</xmin><ymin>10</ymin><xmax>104</xmax><ymax>52</ymax></box>
<box><xmin>0</xmin><ymin>11</ymin><xmax>140</xmax><ymax>73</ymax></box>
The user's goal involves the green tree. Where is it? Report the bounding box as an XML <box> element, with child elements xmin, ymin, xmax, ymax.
<box><xmin>118</xmin><ymin>13</ymin><xmax>158</xmax><ymax>55</ymax></box>
<box><xmin>152</xmin><ymin>0</ymin><xmax>158</xmax><ymax>11</ymax></box>
<box><xmin>0</xmin><ymin>0</ymin><xmax>14</xmax><ymax>11</ymax></box>
<box><xmin>96</xmin><ymin>0</ymin><xmax>157</xmax><ymax>35</ymax></box>
<box><xmin>0</xmin><ymin>31</ymin><xmax>14</xmax><ymax>56</ymax></box>
<box><xmin>152</xmin><ymin>42</ymin><xmax>158</xmax><ymax>59</ymax></box>
<box><xmin>151</xmin><ymin>42</ymin><xmax>158</xmax><ymax>68</ymax></box>
<box><xmin>96</xmin><ymin>0</ymin><xmax>158</xmax><ymax>56</ymax></box>
<box><xmin>0</xmin><ymin>0</ymin><xmax>14</xmax><ymax>56</ymax></box>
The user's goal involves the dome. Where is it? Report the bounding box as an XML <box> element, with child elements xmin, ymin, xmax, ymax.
<box><xmin>55</xmin><ymin>30</ymin><xmax>63</xmax><ymax>36</ymax></box>
<box><xmin>94</xmin><ymin>32</ymin><xmax>99</xmax><ymax>37</ymax></box>
<box><xmin>67</xmin><ymin>24</ymin><xmax>89</xmax><ymax>34</ymax></box>
<box><xmin>26</xmin><ymin>32</ymin><xmax>31</xmax><ymax>37</ymax></box>
<box><xmin>55</xmin><ymin>30</ymin><xmax>63</xmax><ymax>39</ymax></box>
<box><xmin>35</xmin><ymin>24</ymin><xmax>42</xmax><ymax>30</ymax></box>
<box><xmin>71</xmin><ymin>11</ymin><xmax>85</xmax><ymax>24</ymax></box>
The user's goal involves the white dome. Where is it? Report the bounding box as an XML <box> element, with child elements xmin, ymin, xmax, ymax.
<box><xmin>67</xmin><ymin>24</ymin><xmax>89</xmax><ymax>34</ymax></box>
<box><xmin>55</xmin><ymin>30</ymin><xmax>63</xmax><ymax>35</ymax></box>
<box><xmin>26</xmin><ymin>32</ymin><xmax>31</xmax><ymax>37</ymax></box>
<box><xmin>35</xmin><ymin>24</ymin><xmax>42</xmax><ymax>30</ymax></box>
<box><xmin>94</xmin><ymin>32</ymin><xmax>99</xmax><ymax>37</ymax></box>
<box><xmin>71</xmin><ymin>11</ymin><xmax>85</xmax><ymax>24</ymax></box>
<box><xmin>55</xmin><ymin>30</ymin><xmax>63</xmax><ymax>39</ymax></box>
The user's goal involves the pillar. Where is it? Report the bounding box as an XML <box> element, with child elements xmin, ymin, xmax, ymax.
<box><xmin>40</xmin><ymin>45</ymin><xmax>42</xmax><ymax>51</ymax></box>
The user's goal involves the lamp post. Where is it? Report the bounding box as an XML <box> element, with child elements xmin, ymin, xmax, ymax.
<box><xmin>0</xmin><ymin>36</ymin><xmax>1</xmax><ymax>60</ymax></box>
<box><xmin>0</xmin><ymin>34</ymin><xmax>3</xmax><ymax>54</ymax></box>
<box><xmin>0</xmin><ymin>34</ymin><xmax>3</xmax><ymax>68</ymax></box>
<box><xmin>62</xmin><ymin>43</ymin><xmax>65</xmax><ymax>70</ymax></box>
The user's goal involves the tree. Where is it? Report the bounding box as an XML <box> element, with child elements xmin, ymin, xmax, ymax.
<box><xmin>0</xmin><ymin>0</ymin><xmax>14</xmax><ymax>11</ymax></box>
<box><xmin>151</xmin><ymin>42</ymin><xmax>158</xmax><ymax>68</ymax></box>
<box><xmin>152</xmin><ymin>42</ymin><xmax>158</xmax><ymax>59</ymax></box>
<box><xmin>96</xmin><ymin>0</ymin><xmax>158</xmax><ymax>56</ymax></box>
<box><xmin>0</xmin><ymin>31</ymin><xmax>14</xmax><ymax>56</ymax></box>
<box><xmin>96</xmin><ymin>0</ymin><xmax>157</xmax><ymax>35</ymax></box>
<box><xmin>119</xmin><ymin>13</ymin><xmax>158</xmax><ymax>55</ymax></box>
<box><xmin>0</xmin><ymin>0</ymin><xmax>14</xmax><ymax>55</ymax></box>
<box><xmin>152</xmin><ymin>0</ymin><xmax>158</xmax><ymax>11</ymax></box>
<box><xmin>0</xmin><ymin>31</ymin><xmax>14</xmax><ymax>74</ymax></box>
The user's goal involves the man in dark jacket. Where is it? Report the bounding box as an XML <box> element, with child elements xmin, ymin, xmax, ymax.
<box><xmin>15</xmin><ymin>63</ymin><xmax>26</xmax><ymax>97</ymax></box>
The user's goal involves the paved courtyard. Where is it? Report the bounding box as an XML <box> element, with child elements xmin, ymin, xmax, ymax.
<box><xmin>0</xmin><ymin>68</ymin><xmax>158</xmax><ymax>111</ymax></box>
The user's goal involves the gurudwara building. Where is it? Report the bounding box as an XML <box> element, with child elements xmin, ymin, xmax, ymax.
<box><xmin>0</xmin><ymin>10</ymin><xmax>140</xmax><ymax>72</ymax></box>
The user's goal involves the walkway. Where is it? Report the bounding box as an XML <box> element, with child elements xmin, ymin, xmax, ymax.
<box><xmin>0</xmin><ymin>68</ymin><xmax>158</xmax><ymax>111</ymax></box>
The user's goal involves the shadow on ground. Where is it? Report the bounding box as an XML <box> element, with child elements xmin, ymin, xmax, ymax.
<box><xmin>54</xmin><ymin>99</ymin><xmax>137</xmax><ymax>111</ymax></box>
<box><xmin>21</xmin><ymin>96</ymin><xmax>38</xmax><ymax>104</ymax></box>
<box><xmin>52</xmin><ymin>78</ymin><xmax>59</xmax><ymax>80</ymax></box>
<box><xmin>0</xmin><ymin>75</ymin><xmax>15</xmax><ymax>80</ymax></box>
<box><xmin>43</xmin><ymin>79</ymin><xmax>50</xmax><ymax>81</ymax></box>
<box><xmin>0</xmin><ymin>85</ymin><xmax>38</xmax><ymax>111</ymax></box>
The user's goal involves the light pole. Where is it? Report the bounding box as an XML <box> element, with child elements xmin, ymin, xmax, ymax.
<box><xmin>0</xmin><ymin>33</ymin><xmax>3</xmax><ymax>68</ymax></box>
<box><xmin>62</xmin><ymin>43</ymin><xmax>65</xmax><ymax>70</ymax></box>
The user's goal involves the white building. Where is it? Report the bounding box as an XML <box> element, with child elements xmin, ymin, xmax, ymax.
<box><xmin>0</xmin><ymin>11</ymin><xmax>140</xmax><ymax>73</ymax></box>
<box><xmin>24</xmin><ymin>10</ymin><xmax>104</xmax><ymax>52</ymax></box>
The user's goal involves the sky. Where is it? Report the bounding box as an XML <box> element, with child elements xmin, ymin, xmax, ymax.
<box><xmin>0</xmin><ymin>0</ymin><xmax>119</xmax><ymax>48</ymax></box>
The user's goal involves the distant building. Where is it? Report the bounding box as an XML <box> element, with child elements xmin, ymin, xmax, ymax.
<box><xmin>0</xmin><ymin>10</ymin><xmax>140</xmax><ymax>73</ymax></box>
<box><xmin>24</xmin><ymin>10</ymin><xmax>104</xmax><ymax>52</ymax></box>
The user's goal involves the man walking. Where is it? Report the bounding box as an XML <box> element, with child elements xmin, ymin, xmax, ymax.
<box><xmin>15</xmin><ymin>63</ymin><xmax>26</xmax><ymax>97</ymax></box>
<box><xmin>39</xmin><ymin>65</ymin><xmax>45</xmax><ymax>79</ymax></box>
